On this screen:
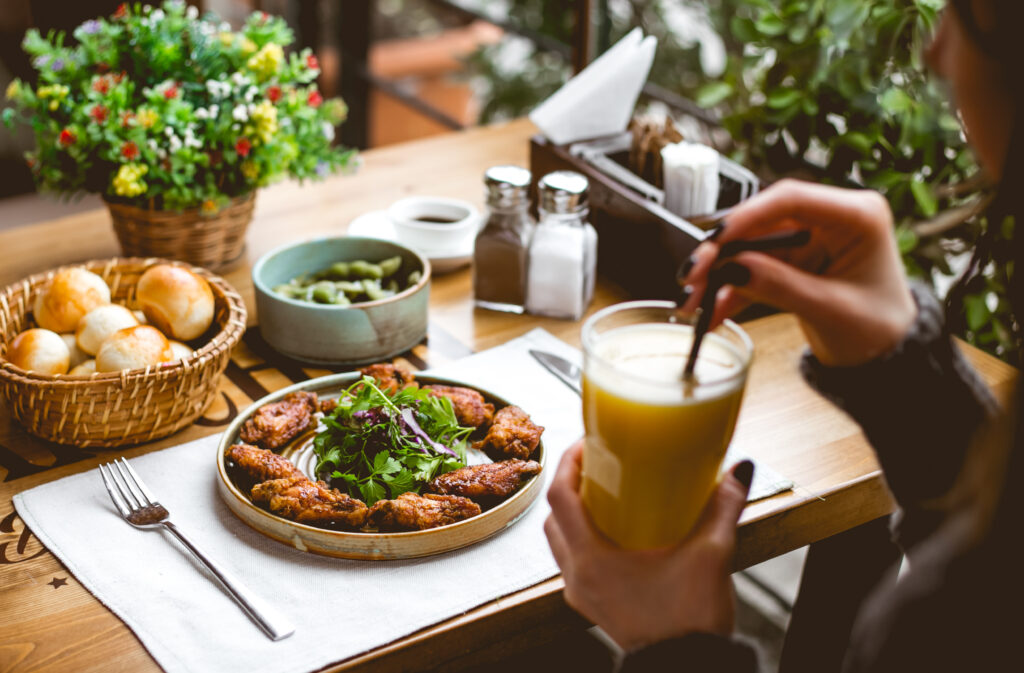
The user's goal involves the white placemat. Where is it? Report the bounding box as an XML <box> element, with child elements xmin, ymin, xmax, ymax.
<box><xmin>14</xmin><ymin>328</ymin><xmax>791</xmax><ymax>673</ymax></box>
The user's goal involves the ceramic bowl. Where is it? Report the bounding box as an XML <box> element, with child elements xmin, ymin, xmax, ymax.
<box><xmin>252</xmin><ymin>236</ymin><xmax>430</xmax><ymax>365</ymax></box>
<box><xmin>387</xmin><ymin>196</ymin><xmax>480</xmax><ymax>254</ymax></box>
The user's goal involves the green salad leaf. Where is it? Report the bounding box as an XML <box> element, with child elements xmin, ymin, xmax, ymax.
<box><xmin>312</xmin><ymin>376</ymin><xmax>472</xmax><ymax>505</ymax></box>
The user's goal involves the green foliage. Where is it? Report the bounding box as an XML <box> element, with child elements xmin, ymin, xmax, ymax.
<box><xmin>466</xmin><ymin>0</ymin><xmax>1012</xmax><ymax>358</ymax></box>
<box><xmin>313</xmin><ymin>377</ymin><xmax>472</xmax><ymax>505</ymax></box>
<box><xmin>3</xmin><ymin>0</ymin><xmax>354</xmax><ymax>212</ymax></box>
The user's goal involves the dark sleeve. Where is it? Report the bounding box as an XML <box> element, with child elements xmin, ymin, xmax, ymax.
<box><xmin>800</xmin><ymin>283</ymin><xmax>999</xmax><ymax>549</ymax></box>
<box><xmin>620</xmin><ymin>632</ymin><xmax>758</xmax><ymax>672</ymax></box>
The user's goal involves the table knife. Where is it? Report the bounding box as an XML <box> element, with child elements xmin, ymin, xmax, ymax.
<box><xmin>529</xmin><ymin>349</ymin><xmax>582</xmax><ymax>396</ymax></box>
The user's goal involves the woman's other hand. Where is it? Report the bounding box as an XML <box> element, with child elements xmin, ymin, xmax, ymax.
<box><xmin>680</xmin><ymin>179</ymin><xmax>916</xmax><ymax>367</ymax></box>
<box><xmin>543</xmin><ymin>441</ymin><xmax>753</xmax><ymax>651</ymax></box>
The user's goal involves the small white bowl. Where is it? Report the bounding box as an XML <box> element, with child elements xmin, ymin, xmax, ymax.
<box><xmin>388</xmin><ymin>197</ymin><xmax>480</xmax><ymax>254</ymax></box>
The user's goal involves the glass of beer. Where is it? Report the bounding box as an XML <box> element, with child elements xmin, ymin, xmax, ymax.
<box><xmin>580</xmin><ymin>300</ymin><xmax>753</xmax><ymax>549</ymax></box>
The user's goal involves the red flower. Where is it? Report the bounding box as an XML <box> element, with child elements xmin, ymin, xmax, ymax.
<box><xmin>259</xmin><ymin>11</ymin><xmax>268</xmax><ymax>22</ymax></box>
<box><xmin>235</xmin><ymin>138</ymin><xmax>251</xmax><ymax>157</ymax></box>
<box><xmin>58</xmin><ymin>128</ymin><xmax>76</xmax><ymax>147</ymax></box>
<box><xmin>92</xmin><ymin>77</ymin><xmax>110</xmax><ymax>94</ymax></box>
<box><xmin>266</xmin><ymin>85</ymin><xmax>282</xmax><ymax>103</ymax></box>
<box><xmin>26</xmin><ymin>156</ymin><xmax>36</xmax><ymax>168</ymax></box>
<box><xmin>121</xmin><ymin>141</ymin><xmax>139</xmax><ymax>160</ymax></box>
<box><xmin>163</xmin><ymin>84</ymin><xmax>179</xmax><ymax>100</ymax></box>
<box><xmin>307</xmin><ymin>54</ymin><xmax>319</xmax><ymax>70</ymax></box>
<box><xmin>307</xmin><ymin>90</ymin><xmax>323</xmax><ymax>108</ymax></box>
<box><xmin>90</xmin><ymin>104</ymin><xmax>108</xmax><ymax>123</ymax></box>
<box><xmin>120</xmin><ymin>111</ymin><xmax>134</xmax><ymax>127</ymax></box>
<box><xmin>113</xmin><ymin>3</ymin><xmax>128</xmax><ymax>19</ymax></box>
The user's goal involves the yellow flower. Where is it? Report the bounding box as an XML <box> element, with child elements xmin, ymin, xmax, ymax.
<box><xmin>201</xmin><ymin>199</ymin><xmax>219</xmax><ymax>215</ymax></box>
<box><xmin>241</xmin><ymin>160</ymin><xmax>259</xmax><ymax>181</ymax></box>
<box><xmin>6</xmin><ymin>79</ymin><xmax>21</xmax><ymax>100</ymax></box>
<box><xmin>218</xmin><ymin>32</ymin><xmax>234</xmax><ymax>48</ymax></box>
<box><xmin>248</xmin><ymin>100</ymin><xmax>277</xmax><ymax>143</ymax></box>
<box><xmin>136</xmin><ymin>108</ymin><xmax>158</xmax><ymax>129</ymax></box>
<box><xmin>246</xmin><ymin>43</ymin><xmax>283</xmax><ymax>81</ymax></box>
<box><xmin>113</xmin><ymin>163</ymin><xmax>148</xmax><ymax>197</ymax></box>
<box><xmin>240</xmin><ymin>38</ymin><xmax>258</xmax><ymax>56</ymax></box>
<box><xmin>37</xmin><ymin>83</ymin><xmax>69</xmax><ymax>111</ymax></box>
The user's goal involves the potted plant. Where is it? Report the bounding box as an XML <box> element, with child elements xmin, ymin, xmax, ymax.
<box><xmin>3</xmin><ymin>0</ymin><xmax>354</xmax><ymax>270</ymax></box>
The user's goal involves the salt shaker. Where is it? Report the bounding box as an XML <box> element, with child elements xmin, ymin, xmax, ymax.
<box><xmin>473</xmin><ymin>165</ymin><xmax>535</xmax><ymax>313</ymax></box>
<box><xmin>525</xmin><ymin>171</ymin><xmax>598</xmax><ymax>320</ymax></box>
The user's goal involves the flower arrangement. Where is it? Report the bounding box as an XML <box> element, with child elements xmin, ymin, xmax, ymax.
<box><xmin>3</xmin><ymin>0</ymin><xmax>353</xmax><ymax>213</ymax></box>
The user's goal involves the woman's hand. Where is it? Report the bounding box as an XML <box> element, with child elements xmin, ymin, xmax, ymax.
<box><xmin>544</xmin><ymin>441</ymin><xmax>753</xmax><ymax>651</ymax></box>
<box><xmin>680</xmin><ymin>179</ymin><xmax>916</xmax><ymax>367</ymax></box>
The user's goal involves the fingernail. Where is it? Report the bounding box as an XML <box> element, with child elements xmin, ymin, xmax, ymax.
<box><xmin>715</xmin><ymin>262</ymin><xmax>750</xmax><ymax>287</ymax></box>
<box><xmin>676</xmin><ymin>255</ymin><xmax>697</xmax><ymax>281</ymax></box>
<box><xmin>678</xmin><ymin>285</ymin><xmax>692</xmax><ymax>306</ymax></box>
<box><xmin>733</xmin><ymin>460</ymin><xmax>754</xmax><ymax>490</ymax></box>
<box><xmin>706</xmin><ymin>220</ymin><xmax>727</xmax><ymax>241</ymax></box>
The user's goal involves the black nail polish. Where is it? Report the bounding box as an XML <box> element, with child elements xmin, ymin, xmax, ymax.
<box><xmin>676</xmin><ymin>255</ymin><xmax>697</xmax><ymax>282</ymax></box>
<box><xmin>733</xmin><ymin>460</ymin><xmax>754</xmax><ymax>490</ymax></box>
<box><xmin>715</xmin><ymin>262</ymin><xmax>750</xmax><ymax>287</ymax></box>
<box><xmin>706</xmin><ymin>220</ymin><xmax>727</xmax><ymax>242</ymax></box>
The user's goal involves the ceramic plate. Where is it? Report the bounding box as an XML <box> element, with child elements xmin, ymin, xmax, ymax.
<box><xmin>216</xmin><ymin>373</ymin><xmax>545</xmax><ymax>560</ymax></box>
<box><xmin>347</xmin><ymin>210</ymin><xmax>475</xmax><ymax>274</ymax></box>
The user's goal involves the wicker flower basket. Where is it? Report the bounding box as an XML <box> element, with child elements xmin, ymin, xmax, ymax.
<box><xmin>106</xmin><ymin>193</ymin><xmax>256</xmax><ymax>271</ymax></box>
<box><xmin>0</xmin><ymin>258</ymin><xmax>247</xmax><ymax>448</ymax></box>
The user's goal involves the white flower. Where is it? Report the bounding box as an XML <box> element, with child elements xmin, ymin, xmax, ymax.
<box><xmin>321</xmin><ymin>122</ymin><xmax>335</xmax><ymax>142</ymax></box>
<box><xmin>244</xmin><ymin>86</ymin><xmax>258</xmax><ymax>102</ymax></box>
<box><xmin>195</xmin><ymin>108</ymin><xmax>209</xmax><ymax>120</ymax></box>
<box><xmin>231</xmin><ymin>72</ymin><xmax>249</xmax><ymax>87</ymax></box>
<box><xmin>186</xmin><ymin>5</ymin><xmax>199</xmax><ymax>20</ymax></box>
<box><xmin>157</xmin><ymin>148</ymin><xmax>168</xmax><ymax>159</ymax></box>
<box><xmin>220</xmin><ymin>22</ymin><xmax>231</xmax><ymax>32</ymax></box>
<box><xmin>169</xmin><ymin>135</ymin><xmax>183</xmax><ymax>153</ymax></box>
<box><xmin>151</xmin><ymin>9</ymin><xmax>165</xmax><ymax>22</ymax></box>
<box><xmin>232</xmin><ymin>104</ymin><xmax>248</xmax><ymax>121</ymax></box>
<box><xmin>209</xmin><ymin>104</ymin><xmax>219</xmax><ymax>118</ymax></box>
<box><xmin>164</xmin><ymin>127</ymin><xmax>175</xmax><ymax>137</ymax></box>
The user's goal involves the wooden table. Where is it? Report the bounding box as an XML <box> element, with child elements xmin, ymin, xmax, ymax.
<box><xmin>0</xmin><ymin>118</ymin><xmax>1017</xmax><ymax>673</ymax></box>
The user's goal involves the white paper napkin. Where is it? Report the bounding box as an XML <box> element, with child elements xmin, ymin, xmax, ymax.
<box><xmin>14</xmin><ymin>328</ymin><xmax>791</xmax><ymax>673</ymax></box>
<box><xmin>530</xmin><ymin>28</ymin><xmax>656</xmax><ymax>145</ymax></box>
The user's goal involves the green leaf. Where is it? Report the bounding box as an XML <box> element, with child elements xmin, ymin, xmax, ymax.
<box><xmin>696</xmin><ymin>81</ymin><xmax>733</xmax><ymax>108</ymax></box>
<box><xmin>895</xmin><ymin>226</ymin><xmax>918</xmax><ymax>254</ymax></box>
<box><xmin>910</xmin><ymin>179</ymin><xmax>938</xmax><ymax>217</ymax></box>
<box><xmin>964</xmin><ymin>294</ymin><xmax>990</xmax><ymax>332</ymax></box>
<box><xmin>755</xmin><ymin>13</ymin><xmax>787</xmax><ymax>36</ymax></box>
<box><xmin>766</xmin><ymin>88</ymin><xmax>802</xmax><ymax>109</ymax></box>
<box><xmin>879</xmin><ymin>89</ymin><xmax>913</xmax><ymax>115</ymax></box>
<box><xmin>840</xmin><ymin>131</ymin><xmax>875</xmax><ymax>155</ymax></box>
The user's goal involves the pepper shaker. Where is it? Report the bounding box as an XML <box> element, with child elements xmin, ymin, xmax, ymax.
<box><xmin>473</xmin><ymin>166</ymin><xmax>535</xmax><ymax>313</ymax></box>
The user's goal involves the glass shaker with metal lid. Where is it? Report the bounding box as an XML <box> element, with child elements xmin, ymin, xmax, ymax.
<box><xmin>472</xmin><ymin>165</ymin><xmax>535</xmax><ymax>313</ymax></box>
<box><xmin>525</xmin><ymin>170</ymin><xmax>598</xmax><ymax>320</ymax></box>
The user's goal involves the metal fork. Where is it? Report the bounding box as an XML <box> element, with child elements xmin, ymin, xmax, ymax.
<box><xmin>99</xmin><ymin>458</ymin><xmax>295</xmax><ymax>641</ymax></box>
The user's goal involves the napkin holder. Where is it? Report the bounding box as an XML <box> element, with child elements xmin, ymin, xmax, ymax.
<box><xmin>529</xmin><ymin>133</ymin><xmax>760</xmax><ymax>300</ymax></box>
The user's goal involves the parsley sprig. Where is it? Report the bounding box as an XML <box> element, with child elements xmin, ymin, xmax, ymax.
<box><xmin>312</xmin><ymin>376</ymin><xmax>471</xmax><ymax>505</ymax></box>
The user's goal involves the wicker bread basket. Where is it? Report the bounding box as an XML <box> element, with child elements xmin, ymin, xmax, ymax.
<box><xmin>0</xmin><ymin>258</ymin><xmax>247</xmax><ymax>447</ymax></box>
<box><xmin>107</xmin><ymin>193</ymin><xmax>255</xmax><ymax>271</ymax></box>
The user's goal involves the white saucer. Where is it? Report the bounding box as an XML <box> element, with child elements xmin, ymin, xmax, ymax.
<box><xmin>347</xmin><ymin>210</ymin><xmax>475</xmax><ymax>274</ymax></box>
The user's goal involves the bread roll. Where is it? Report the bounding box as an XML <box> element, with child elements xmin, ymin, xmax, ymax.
<box><xmin>136</xmin><ymin>265</ymin><xmax>214</xmax><ymax>341</ymax></box>
<box><xmin>69</xmin><ymin>359</ymin><xmax>97</xmax><ymax>376</ymax></box>
<box><xmin>7</xmin><ymin>328</ymin><xmax>70</xmax><ymax>375</ymax></box>
<box><xmin>60</xmin><ymin>333</ymin><xmax>90</xmax><ymax>368</ymax></box>
<box><xmin>76</xmin><ymin>304</ymin><xmax>139</xmax><ymax>355</ymax></box>
<box><xmin>167</xmin><ymin>340</ymin><xmax>194</xmax><ymax>362</ymax></box>
<box><xmin>33</xmin><ymin>268</ymin><xmax>111</xmax><ymax>333</ymax></box>
<box><xmin>96</xmin><ymin>325</ymin><xmax>174</xmax><ymax>372</ymax></box>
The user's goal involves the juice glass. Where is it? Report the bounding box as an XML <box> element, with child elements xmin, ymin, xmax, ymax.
<box><xmin>580</xmin><ymin>300</ymin><xmax>753</xmax><ymax>549</ymax></box>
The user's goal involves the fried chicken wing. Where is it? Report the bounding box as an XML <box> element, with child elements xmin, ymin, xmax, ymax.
<box><xmin>425</xmin><ymin>385</ymin><xmax>495</xmax><ymax>428</ymax></box>
<box><xmin>473</xmin><ymin>405</ymin><xmax>544</xmax><ymax>460</ymax></box>
<box><xmin>359</xmin><ymin>362</ymin><xmax>417</xmax><ymax>394</ymax></box>
<box><xmin>239</xmin><ymin>391</ymin><xmax>319</xmax><ymax>450</ymax></box>
<box><xmin>366</xmin><ymin>492</ymin><xmax>481</xmax><ymax>531</ymax></box>
<box><xmin>427</xmin><ymin>459</ymin><xmax>542</xmax><ymax>503</ymax></box>
<box><xmin>225</xmin><ymin>443</ymin><xmax>305</xmax><ymax>491</ymax></box>
<box><xmin>251</xmin><ymin>476</ymin><xmax>369</xmax><ymax>529</ymax></box>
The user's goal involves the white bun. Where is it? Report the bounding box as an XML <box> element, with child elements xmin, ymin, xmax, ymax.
<box><xmin>60</xmin><ymin>333</ymin><xmax>90</xmax><ymax>368</ymax></box>
<box><xmin>167</xmin><ymin>340</ymin><xmax>194</xmax><ymax>362</ymax></box>
<box><xmin>33</xmin><ymin>268</ymin><xmax>111</xmax><ymax>333</ymax></box>
<box><xmin>133</xmin><ymin>310</ymin><xmax>148</xmax><ymax>324</ymax></box>
<box><xmin>76</xmin><ymin>304</ymin><xmax>139</xmax><ymax>355</ymax></box>
<box><xmin>95</xmin><ymin>325</ymin><xmax>173</xmax><ymax>372</ymax></box>
<box><xmin>69</xmin><ymin>359</ymin><xmax>97</xmax><ymax>376</ymax></box>
<box><xmin>7</xmin><ymin>328</ymin><xmax>70</xmax><ymax>375</ymax></box>
<box><xmin>136</xmin><ymin>265</ymin><xmax>214</xmax><ymax>341</ymax></box>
